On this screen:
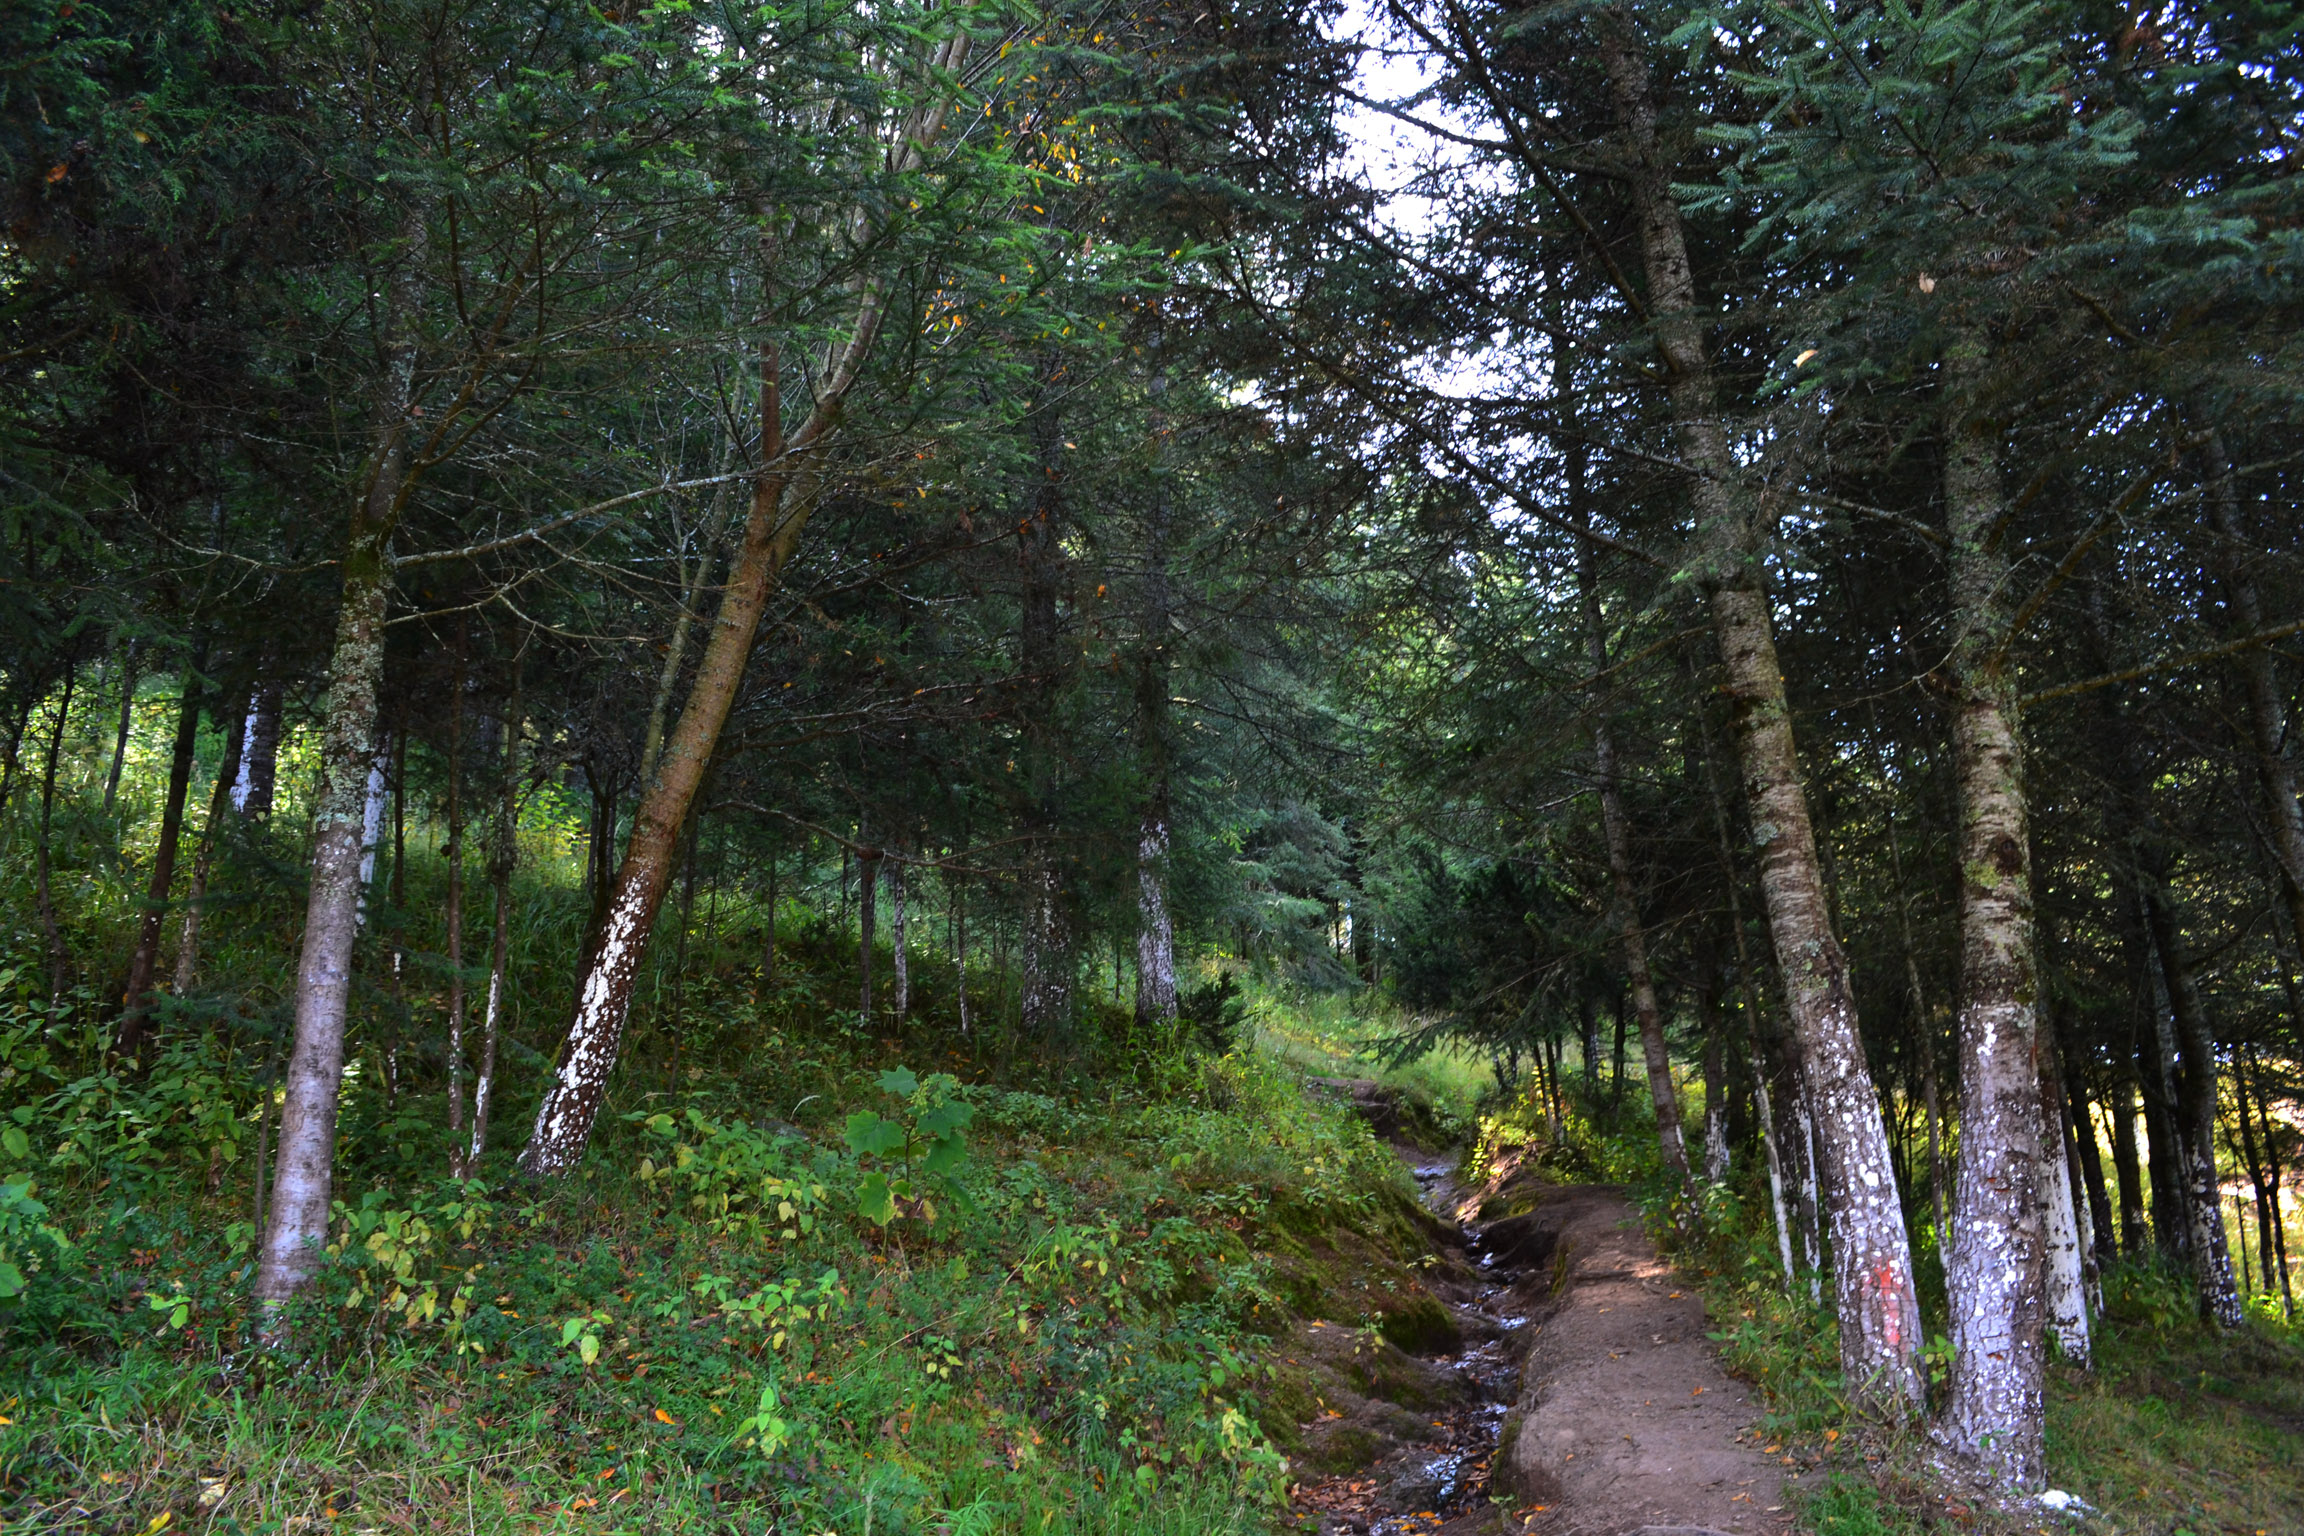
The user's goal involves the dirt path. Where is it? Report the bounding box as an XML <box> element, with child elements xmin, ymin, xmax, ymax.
<box><xmin>1292</xmin><ymin>1144</ymin><xmax>1793</xmax><ymax>1536</ymax></box>
<box><xmin>1488</xmin><ymin>1184</ymin><xmax>1788</xmax><ymax>1536</ymax></box>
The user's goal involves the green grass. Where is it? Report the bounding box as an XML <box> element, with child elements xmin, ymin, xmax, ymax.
<box><xmin>0</xmin><ymin>922</ymin><xmax>1442</xmax><ymax>1536</ymax></box>
<box><xmin>1239</xmin><ymin>978</ymin><xmax>1488</xmax><ymax>1131</ymax></box>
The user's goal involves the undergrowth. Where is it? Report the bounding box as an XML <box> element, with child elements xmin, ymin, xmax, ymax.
<box><xmin>0</xmin><ymin>927</ymin><xmax>1427</xmax><ymax>1535</ymax></box>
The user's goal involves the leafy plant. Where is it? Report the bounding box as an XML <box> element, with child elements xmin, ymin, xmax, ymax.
<box><xmin>842</xmin><ymin>1067</ymin><xmax>972</xmax><ymax>1226</ymax></box>
<box><xmin>0</xmin><ymin>1171</ymin><xmax>69</xmax><ymax>1302</ymax></box>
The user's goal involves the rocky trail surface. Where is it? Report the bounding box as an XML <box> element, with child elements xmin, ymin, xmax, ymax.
<box><xmin>1287</xmin><ymin>1119</ymin><xmax>1793</xmax><ymax>1536</ymax></box>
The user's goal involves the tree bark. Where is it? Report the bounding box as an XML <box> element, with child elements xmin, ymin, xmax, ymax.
<box><xmin>2066</xmin><ymin>1065</ymin><xmax>2117</xmax><ymax>1266</ymax></box>
<box><xmin>519</xmin><ymin>291</ymin><xmax>882</xmax><ymax>1178</ymax></box>
<box><xmin>1700</xmin><ymin>990</ymin><xmax>1730</xmax><ymax>1183</ymax></box>
<box><xmin>2203</xmin><ymin>431</ymin><xmax>2304</xmax><ymax>960</ymax></box>
<box><xmin>254</xmin><ymin>211</ymin><xmax>424</xmax><ymax>1319</ymax></box>
<box><xmin>174</xmin><ymin>679</ymin><xmax>248</xmax><ymax>993</ymax></box>
<box><xmin>1934</xmin><ymin>335</ymin><xmax>2051</xmax><ymax>1482</ymax></box>
<box><xmin>2139</xmin><ymin>863</ymin><xmax>2245</xmax><ymax>1325</ymax></box>
<box><xmin>2035</xmin><ymin>1009</ymin><xmax>2091</xmax><ymax>1366</ymax></box>
<box><xmin>1578</xmin><ymin>536</ymin><xmax>1691</xmax><ymax>1190</ymax></box>
<box><xmin>114</xmin><ymin>654</ymin><xmax>205</xmax><ymax>1059</ymax></box>
<box><xmin>858</xmin><ymin>841</ymin><xmax>879</xmax><ymax>1021</ymax></box>
<box><xmin>469</xmin><ymin>671</ymin><xmax>520</xmax><ymax>1174</ymax></box>
<box><xmin>890</xmin><ymin>852</ymin><xmax>908</xmax><ymax>1018</ymax></box>
<box><xmin>1135</xmin><ymin>359</ymin><xmax>1180</xmax><ymax>1031</ymax></box>
<box><xmin>2245</xmin><ymin>1040</ymin><xmax>2293</xmax><ymax>1313</ymax></box>
<box><xmin>103</xmin><ymin>637</ymin><xmax>138</xmax><ymax>814</ymax></box>
<box><xmin>1591</xmin><ymin>5</ymin><xmax>1922</xmax><ymax>1414</ymax></box>
<box><xmin>444</xmin><ymin>636</ymin><xmax>469</xmax><ymax>1173</ymax></box>
<box><xmin>1874</xmin><ymin>723</ymin><xmax>1949</xmax><ymax>1243</ymax></box>
<box><xmin>33</xmin><ymin>664</ymin><xmax>78</xmax><ymax>1009</ymax></box>
<box><xmin>2108</xmin><ymin>1073</ymin><xmax>2148</xmax><ymax>1257</ymax></box>
<box><xmin>233</xmin><ymin>668</ymin><xmax>284</xmax><ymax>818</ymax></box>
<box><xmin>954</xmin><ymin>854</ymin><xmax>971</xmax><ymax>1036</ymax></box>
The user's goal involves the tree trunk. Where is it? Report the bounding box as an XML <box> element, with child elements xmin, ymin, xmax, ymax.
<box><xmin>174</xmin><ymin>680</ymin><xmax>248</xmax><ymax>993</ymax></box>
<box><xmin>638</xmin><ymin>452</ymin><xmax>736</xmax><ymax>789</ymax></box>
<box><xmin>1578</xmin><ymin>532</ymin><xmax>1690</xmax><ymax>1189</ymax></box>
<box><xmin>2245</xmin><ymin>1040</ymin><xmax>2293</xmax><ymax>1314</ymax></box>
<box><xmin>0</xmin><ymin>693</ymin><xmax>33</xmax><ymax>818</ymax></box>
<box><xmin>254</xmin><ymin>213</ymin><xmax>424</xmax><ymax>1319</ymax></box>
<box><xmin>1608</xmin><ymin>986</ymin><xmax>1627</xmax><ymax>1116</ymax></box>
<box><xmin>1135</xmin><ymin>359</ymin><xmax>1180</xmax><ymax>1031</ymax></box>
<box><xmin>383</xmin><ymin>722</ymin><xmax>408</xmax><ymax>1108</ymax></box>
<box><xmin>1875</xmin><ymin>726</ymin><xmax>1950</xmax><ymax>1243</ymax></box>
<box><xmin>954</xmin><ymin>857</ymin><xmax>971</xmax><ymax>1036</ymax></box>
<box><xmin>2140</xmin><ymin>882</ymin><xmax>2245</xmax><ymax>1325</ymax></box>
<box><xmin>2204</xmin><ymin>431</ymin><xmax>2304</xmax><ymax>960</ymax></box>
<box><xmin>2035</xmin><ymin>1009</ymin><xmax>2091</xmax><ymax>1365</ymax></box>
<box><xmin>103</xmin><ymin>637</ymin><xmax>139</xmax><ymax>814</ymax></box>
<box><xmin>2083</xmin><ymin>585</ymin><xmax>2242</xmax><ymax>1322</ymax></box>
<box><xmin>1700</xmin><ymin>993</ymin><xmax>1730</xmax><ymax>1184</ymax></box>
<box><xmin>233</xmin><ymin>669</ymin><xmax>284</xmax><ymax>818</ymax></box>
<box><xmin>34</xmin><ymin>663</ymin><xmax>78</xmax><ymax>1010</ymax></box>
<box><xmin>2067</xmin><ymin>1065</ymin><xmax>2117</xmax><ymax>1266</ymax></box>
<box><xmin>114</xmin><ymin>655</ymin><xmax>205</xmax><ymax>1058</ymax></box>
<box><xmin>520</xmin><ymin>294</ymin><xmax>883</xmax><ymax>1178</ymax></box>
<box><xmin>2234</xmin><ymin>1045</ymin><xmax>2272</xmax><ymax>1296</ymax></box>
<box><xmin>2138</xmin><ymin>988</ymin><xmax>2189</xmax><ymax>1266</ymax></box>
<box><xmin>1590</xmin><ymin>5</ymin><xmax>1921</xmax><ymax>1411</ymax></box>
<box><xmin>2108</xmin><ymin>1074</ymin><xmax>2148</xmax><ymax>1257</ymax></box>
<box><xmin>445</xmin><ymin>639</ymin><xmax>469</xmax><ymax>1173</ymax></box>
<box><xmin>469</xmin><ymin>671</ymin><xmax>520</xmax><ymax>1174</ymax></box>
<box><xmin>858</xmin><ymin>841</ymin><xmax>879</xmax><ymax>1022</ymax></box>
<box><xmin>1935</xmin><ymin>340</ymin><xmax>2051</xmax><ymax>1482</ymax></box>
<box><xmin>769</xmin><ymin>847</ymin><xmax>787</xmax><ymax>990</ymax></box>
<box><xmin>891</xmin><ymin>853</ymin><xmax>908</xmax><ymax>1018</ymax></box>
<box><xmin>1579</xmin><ymin>990</ymin><xmax>1599</xmax><ymax>1098</ymax></box>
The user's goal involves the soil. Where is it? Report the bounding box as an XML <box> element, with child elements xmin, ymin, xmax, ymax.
<box><xmin>1288</xmin><ymin>1129</ymin><xmax>1792</xmax><ymax>1536</ymax></box>
<box><xmin>1490</xmin><ymin>1183</ymin><xmax>1790</xmax><ymax>1536</ymax></box>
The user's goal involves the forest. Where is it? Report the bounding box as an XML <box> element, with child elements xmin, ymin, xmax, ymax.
<box><xmin>1</xmin><ymin>0</ymin><xmax>2300</xmax><ymax>1532</ymax></box>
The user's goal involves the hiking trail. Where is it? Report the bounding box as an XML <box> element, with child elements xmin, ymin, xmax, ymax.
<box><xmin>1288</xmin><ymin>1100</ymin><xmax>1793</xmax><ymax>1536</ymax></box>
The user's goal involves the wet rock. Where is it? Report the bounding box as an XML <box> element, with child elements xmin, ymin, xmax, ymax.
<box><xmin>1377</xmin><ymin>1290</ymin><xmax>1463</xmax><ymax>1354</ymax></box>
<box><xmin>1476</xmin><ymin>1211</ymin><xmax>1559</xmax><ymax>1270</ymax></box>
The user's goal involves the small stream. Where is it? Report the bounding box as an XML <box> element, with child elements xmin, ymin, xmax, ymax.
<box><xmin>1300</xmin><ymin>1161</ymin><xmax>1540</xmax><ymax>1536</ymax></box>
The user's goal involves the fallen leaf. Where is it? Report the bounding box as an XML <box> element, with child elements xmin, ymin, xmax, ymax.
<box><xmin>653</xmin><ymin>1408</ymin><xmax>676</xmax><ymax>1425</ymax></box>
<box><xmin>46</xmin><ymin>164</ymin><xmax>69</xmax><ymax>183</ymax></box>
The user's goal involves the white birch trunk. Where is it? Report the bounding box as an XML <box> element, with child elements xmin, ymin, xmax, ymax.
<box><xmin>890</xmin><ymin>855</ymin><xmax>908</xmax><ymax>1018</ymax></box>
<box><xmin>1136</xmin><ymin>816</ymin><xmax>1178</xmax><ymax>1027</ymax></box>
<box><xmin>254</xmin><ymin>209</ymin><xmax>425</xmax><ymax>1319</ymax></box>
<box><xmin>2041</xmin><ymin>1135</ymin><xmax>2090</xmax><ymax>1363</ymax></box>
<box><xmin>1935</xmin><ymin>330</ymin><xmax>2049</xmax><ymax>1488</ymax></box>
<box><xmin>356</xmin><ymin>741</ymin><xmax>390</xmax><ymax>927</ymax></box>
<box><xmin>1753</xmin><ymin>1049</ymin><xmax>1796</xmax><ymax>1287</ymax></box>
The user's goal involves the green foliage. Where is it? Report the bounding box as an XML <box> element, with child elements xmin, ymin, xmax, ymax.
<box><xmin>1177</xmin><ymin>972</ymin><xmax>1254</xmax><ymax>1055</ymax></box>
<box><xmin>842</xmin><ymin>1067</ymin><xmax>975</xmax><ymax>1226</ymax></box>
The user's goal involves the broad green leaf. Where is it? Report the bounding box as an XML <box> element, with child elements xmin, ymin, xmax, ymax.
<box><xmin>856</xmin><ymin>1171</ymin><xmax>896</xmax><ymax>1226</ymax></box>
<box><xmin>843</xmin><ymin>1112</ymin><xmax>905</xmax><ymax>1159</ymax></box>
<box><xmin>876</xmin><ymin>1066</ymin><xmax>920</xmax><ymax>1099</ymax></box>
<box><xmin>915</xmin><ymin>1100</ymin><xmax>973</xmax><ymax>1139</ymax></box>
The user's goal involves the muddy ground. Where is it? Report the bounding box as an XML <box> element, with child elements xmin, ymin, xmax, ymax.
<box><xmin>1285</xmin><ymin>1116</ymin><xmax>1793</xmax><ymax>1536</ymax></box>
